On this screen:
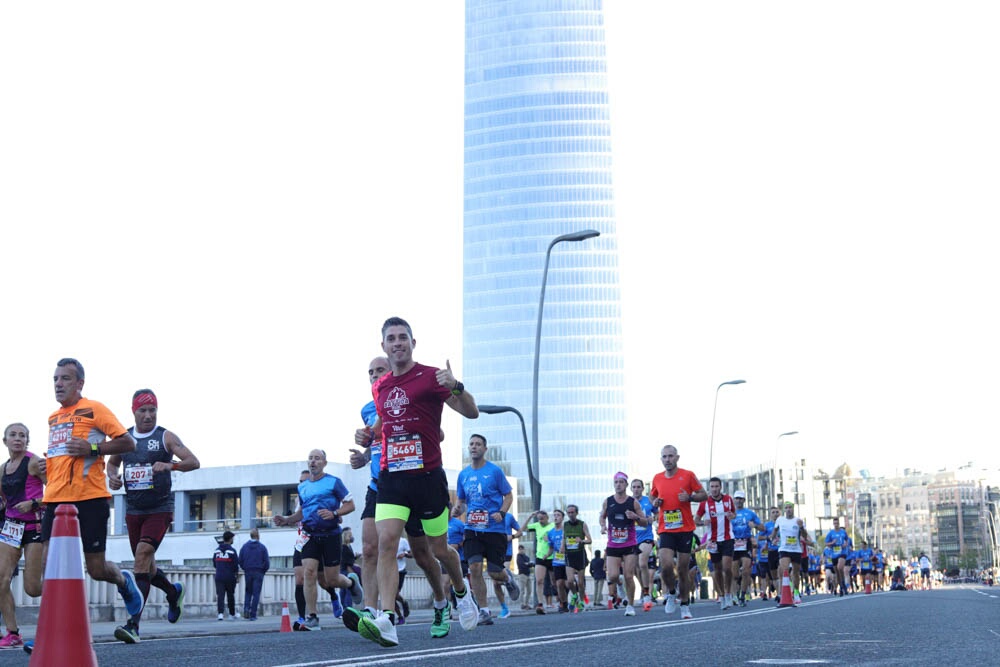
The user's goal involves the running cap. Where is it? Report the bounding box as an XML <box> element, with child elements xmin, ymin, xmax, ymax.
<box><xmin>733</xmin><ymin>490</ymin><xmax>746</xmax><ymax>499</ymax></box>
<box><xmin>132</xmin><ymin>390</ymin><xmax>157</xmax><ymax>412</ymax></box>
<box><xmin>613</xmin><ymin>471</ymin><xmax>628</xmax><ymax>481</ymax></box>
<box><xmin>783</xmin><ymin>500</ymin><xmax>794</xmax><ymax>507</ymax></box>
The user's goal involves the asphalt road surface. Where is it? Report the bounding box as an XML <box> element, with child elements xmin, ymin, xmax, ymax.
<box><xmin>9</xmin><ymin>585</ymin><xmax>999</xmax><ymax>666</ymax></box>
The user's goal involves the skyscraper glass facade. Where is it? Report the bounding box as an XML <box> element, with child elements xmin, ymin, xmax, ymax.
<box><xmin>463</xmin><ymin>0</ymin><xmax>627</xmax><ymax>528</ymax></box>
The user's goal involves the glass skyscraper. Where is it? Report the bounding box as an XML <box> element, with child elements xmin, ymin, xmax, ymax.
<box><xmin>463</xmin><ymin>0</ymin><xmax>627</xmax><ymax>529</ymax></box>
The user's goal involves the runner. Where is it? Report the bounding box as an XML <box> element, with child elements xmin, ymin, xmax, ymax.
<box><xmin>106</xmin><ymin>389</ymin><xmax>200</xmax><ymax>643</ymax></box>
<box><xmin>822</xmin><ymin>544</ymin><xmax>836</xmax><ymax>593</ymax></box>
<box><xmin>355</xmin><ymin>317</ymin><xmax>480</xmax><ymax>647</ymax></box>
<box><xmin>0</xmin><ymin>423</ymin><xmax>44</xmax><ymax>650</ymax></box>
<box><xmin>562</xmin><ymin>504</ymin><xmax>591</xmax><ymax>613</ymax></box>
<box><xmin>547</xmin><ymin>509</ymin><xmax>567</xmax><ymax>612</ymax></box>
<box><xmin>456</xmin><ymin>433</ymin><xmax>520</xmax><ymax>626</ymax></box>
<box><xmin>492</xmin><ymin>508</ymin><xmax>521</xmax><ymax>618</ymax></box>
<box><xmin>27</xmin><ymin>358</ymin><xmax>145</xmax><ymax>655</ymax></box>
<box><xmin>756</xmin><ymin>520</ymin><xmax>772</xmax><ymax>599</ymax></box>
<box><xmin>650</xmin><ymin>445</ymin><xmax>707</xmax><ymax>620</ymax></box>
<box><xmin>857</xmin><ymin>540</ymin><xmax>874</xmax><ymax>591</ymax></box>
<box><xmin>763</xmin><ymin>506</ymin><xmax>782</xmax><ymax>598</ymax></box>
<box><xmin>629</xmin><ymin>478</ymin><xmax>656</xmax><ymax>611</ymax></box>
<box><xmin>919</xmin><ymin>552</ymin><xmax>932</xmax><ymax>590</ymax></box>
<box><xmin>824</xmin><ymin>517</ymin><xmax>849</xmax><ymax>596</ymax></box>
<box><xmin>769</xmin><ymin>501</ymin><xmax>810</xmax><ymax>605</ymax></box>
<box><xmin>274</xmin><ymin>449</ymin><xmax>362</xmax><ymax>630</ymax></box>
<box><xmin>730</xmin><ymin>490</ymin><xmax>764</xmax><ymax>607</ymax></box>
<box><xmin>599</xmin><ymin>472</ymin><xmax>647</xmax><ymax>617</ymax></box>
<box><xmin>443</xmin><ymin>505</ymin><xmax>468</xmax><ymax>611</ymax></box>
<box><xmin>524</xmin><ymin>509</ymin><xmax>554</xmax><ymax>614</ymax></box>
<box><xmin>695</xmin><ymin>477</ymin><xmax>736</xmax><ymax>610</ymax></box>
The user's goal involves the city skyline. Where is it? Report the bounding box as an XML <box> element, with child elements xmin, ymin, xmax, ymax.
<box><xmin>2</xmin><ymin>3</ymin><xmax>997</xmax><ymax>493</ymax></box>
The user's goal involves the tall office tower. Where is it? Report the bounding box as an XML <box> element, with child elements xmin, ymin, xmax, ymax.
<box><xmin>463</xmin><ymin>0</ymin><xmax>627</xmax><ymax>531</ymax></box>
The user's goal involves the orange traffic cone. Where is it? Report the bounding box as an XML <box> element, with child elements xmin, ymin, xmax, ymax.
<box><xmin>30</xmin><ymin>505</ymin><xmax>98</xmax><ymax>666</ymax></box>
<box><xmin>864</xmin><ymin>576</ymin><xmax>872</xmax><ymax>594</ymax></box>
<box><xmin>279</xmin><ymin>602</ymin><xmax>292</xmax><ymax>632</ymax></box>
<box><xmin>778</xmin><ymin>568</ymin><xmax>795</xmax><ymax>608</ymax></box>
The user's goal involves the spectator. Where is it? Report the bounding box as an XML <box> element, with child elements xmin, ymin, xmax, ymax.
<box><xmin>213</xmin><ymin>531</ymin><xmax>240</xmax><ymax>620</ymax></box>
<box><xmin>239</xmin><ymin>528</ymin><xmax>270</xmax><ymax>620</ymax></box>
<box><xmin>516</xmin><ymin>545</ymin><xmax>533</xmax><ymax>610</ymax></box>
<box><xmin>590</xmin><ymin>549</ymin><xmax>606</xmax><ymax>608</ymax></box>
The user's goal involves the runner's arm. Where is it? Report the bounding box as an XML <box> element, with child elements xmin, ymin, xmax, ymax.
<box><xmin>163</xmin><ymin>430</ymin><xmax>200</xmax><ymax>472</ymax></box>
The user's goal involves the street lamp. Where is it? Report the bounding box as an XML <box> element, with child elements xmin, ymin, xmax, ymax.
<box><xmin>707</xmin><ymin>379</ymin><xmax>746</xmax><ymax>478</ymax></box>
<box><xmin>479</xmin><ymin>404</ymin><xmax>542</xmax><ymax>512</ymax></box>
<box><xmin>531</xmin><ymin>229</ymin><xmax>601</xmax><ymax>507</ymax></box>
<box><xmin>774</xmin><ymin>431</ymin><xmax>799</xmax><ymax>504</ymax></box>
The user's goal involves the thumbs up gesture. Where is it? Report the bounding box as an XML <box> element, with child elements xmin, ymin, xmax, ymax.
<box><xmin>436</xmin><ymin>360</ymin><xmax>458</xmax><ymax>391</ymax></box>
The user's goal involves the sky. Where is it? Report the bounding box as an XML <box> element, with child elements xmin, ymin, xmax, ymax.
<box><xmin>2</xmin><ymin>2</ymin><xmax>997</xmax><ymax>484</ymax></box>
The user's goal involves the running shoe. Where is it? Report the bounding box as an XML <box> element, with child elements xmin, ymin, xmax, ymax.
<box><xmin>303</xmin><ymin>614</ymin><xmax>321</xmax><ymax>631</ymax></box>
<box><xmin>584</xmin><ymin>594</ymin><xmax>590</xmax><ymax>604</ymax></box>
<box><xmin>499</xmin><ymin>602</ymin><xmax>511</xmax><ymax>619</ymax></box>
<box><xmin>401</xmin><ymin>598</ymin><xmax>410</xmax><ymax>618</ymax></box>
<box><xmin>680</xmin><ymin>605</ymin><xmax>693</xmax><ymax>620</ymax></box>
<box><xmin>119</xmin><ymin>569</ymin><xmax>145</xmax><ymax>618</ymax></box>
<box><xmin>624</xmin><ymin>604</ymin><xmax>636</xmax><ymax>617</ymax></box>
<box><xmin>642</xmin><ymin>600</ymin><xmax>654</xmax><ymax>612</ymax></box>
<box><xmin>665</xmin><ymin>596</ymin><xmax>677</xmax><ymax>614</ymax></box>
<box><xmin>168</xmin><ymin>582</ymin><xmax>185</xmax><ymax>624</ymax></box>
<box><xmin>395</xmin><ymin>600</ymin><xmax>407</xmax><ymax>625</ymax></box>
<box><xmin>114</xmin><ymin>621</ymin><xmax>141</xmax><ymax>644</ymax></box>
<box><xmin>0</xmin><ymin>632</ymin><xmax>24</xmax><ymax>649</ymax></box>
<box><xmin>359</xmin><ymin>611</ymin><xmax>398</xmax><ymax>647</ymax></box>
<box><xmin>535</xmin><ymin>603</ymin><xmax>546</xmax><ymax>615</ymax></box>
<box><xmin>348</xmin><ymin>572</ymin><xmax>364</xmax><ymax>602</ymax></box>
<box><xmin>22</xmin><ymin>640</ymin><xmax>33</xmax><ymax>655</ymax></box>
<box><xmin>456</xmin><ymin>585</ymin><xmax>480</xmax><ymax>631</ymax></box>
<box><xmin>606</xmin><ymin>598</ymin><xmax>614</xmax><ymax>610</ymax></box>
<box><xmin>342</xmin><ymin>606</ymin><xmax>371</xmax><ymax>633</ymax></box>
<box><xmin>477</xmin><ymin>609</ymin><xmax>494</xmax><ymax>626</ymax></box>
<box><xmin>331</xmin><ymin>594</ymin><xmax>343</xmax><ymax>619</ymax></box>
<box><xmin>431</xmin><ymin>605</ymin><xmax>451</xmax><ymax>638</ymax></box>
<box><xmin>217</xmin><ymin>613</ymin><xmax>224</xmax><ymax>621</ymax></box>
<box><xmin>505</xmin><ymin>572</ymin><xmax>521</xmax><ymax>602</ymax></box>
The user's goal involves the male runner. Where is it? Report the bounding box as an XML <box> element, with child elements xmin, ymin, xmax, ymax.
<box><xmin>825</xmin><ymin>517</ymin><xmax>849</xmax><ymax>596</ymax></box>
<box><xmin>763</xmin><ymin>506</ymin><xmax>782</xmax><ymax>598</ymax></box>
<box><xmin>562</xmin><ymin>504</ymin><xmax>591</xmax><ymax>613</ymax></box>
<box><xmin>492</xmin><ymin>509</ymin><xmax>521</xmax><ymax>618</ymax></box>
<box><xmin>730</xmin><ymin>490</ymin><xmax>764</xmax><ymax>606</ymax></box>
<box><xmin>525</xmin><ymin>509</ymin><xmax>554</xmax><ymax>614</ymax></box>
<box><xmin>770</xmin><ymin>501</ymin><xmax>810</xmax><ymax>605</ymax></box>
<box><xmin>547</xmin><ymin>509</ymin><xmax>567</xmax><ymax>612</ymax></box>
<box><xmin>28</xmin><ymin>359</ymin><xmax>144</xmax><ymax>654</ymax></box>
<box><xmin>696</xmin><ymin>477</ymin><xmax>736</xmax><ymax>610</ymax></box>
<box><xmin>650</xmin><ymin>445</ymin><xmax>706</xmax><ymax>620</ymax></box>
<box><xmin>355</xmin><ymin>317</ymin><xmax>480</xmax><ymax>647</ymax></box>
<box><xmin>456</xmin><ymin>433</ymin><xmax>520</xmax><ymax>626</ymax></box>
<box><xmin>630</xmin><ymin>479</ymin><xmax>656</xmax><ymax>610</ymax></box>
<box><xmin>273</xmin><ymin>449</ymin><xmax>362</xmax><ymax>630</ymax></box>
<box><xmin>857</xmin><ymin>540</ymin><xmax>874</xmax><ymax>591</ymax></box>
<box><xmin>600</xmin><ymin>472</ymin><xmax>647</xmax><ymax>617</ymax></box>
<box><xmin>107</xmin><ymin>389</ymin><xmax>199</xmax><ymax>643</ymax></box>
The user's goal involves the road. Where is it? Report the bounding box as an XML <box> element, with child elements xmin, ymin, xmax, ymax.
<box><xmin>9</xmin><ymin>586</ymin><xmax>999</xmax><ymax>666</ymax></box>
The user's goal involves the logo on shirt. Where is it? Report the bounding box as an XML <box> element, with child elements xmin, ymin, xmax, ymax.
<box><xmin>147</xmin><ymin>439</ymin><xmax>161</xmax><ymax>451</ymax></box>
<box><xmin>383</xmin><ymin>387</ymin><xmax>409</xmax><ymax>418</ymax></box>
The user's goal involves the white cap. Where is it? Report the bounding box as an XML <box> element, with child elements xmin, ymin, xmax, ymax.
<box><xmin>733</xmin><ymin>490</ymin><xmax>746</xmax><ymax>499</ymax></box>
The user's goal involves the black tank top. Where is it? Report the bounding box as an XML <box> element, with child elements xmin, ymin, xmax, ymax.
<box><xmin>122</xmin><ymin>426</ymin><xmax>174</xmax><ymax>513</ymax></box>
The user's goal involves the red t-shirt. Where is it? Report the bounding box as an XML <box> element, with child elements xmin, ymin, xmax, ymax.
<box><xmin>650</xmin><ymin>468</ymin><xmax>703</xmax><ymax>533</ymax></box>
<box><xmin>697</xmin><ymin>494</ymin><xmax>735</xmax><ymax>542</ymax></box>
<box><xmin>374</xmin><ymin>363</ymin><xmax>451</xmax><ymax>474</ymax></box>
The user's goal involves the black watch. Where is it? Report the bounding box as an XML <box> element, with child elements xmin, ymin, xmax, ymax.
<box><xmin>451</xmin><ymin>381</ymin><xmax>465</xmax><ymax>397</ymax></box>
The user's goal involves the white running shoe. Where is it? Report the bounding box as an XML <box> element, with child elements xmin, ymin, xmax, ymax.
<box><xmin>665</xmin><ymin>596</ymin><xmax>677</xmax><ymax>614</ymax></box>
<box><xmin>624</xmin><ymin>604</ymin><xmax>636</xmax><ymax>617</ymax></box>
<box><xmin>680</xmin><ymin>605</ymin><xmax>693</xmax><ymax>620</ymax></box>
<box><xmin>456</xmin><ymin>584</ymin><xmax>480</xmax><ymax>631</ymax></box>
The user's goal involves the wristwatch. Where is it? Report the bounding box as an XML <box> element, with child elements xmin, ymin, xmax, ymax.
<box><xmin>451</xmin><ymin>381</ymin><xmax>465</xmax><ymax>397</ymax></box>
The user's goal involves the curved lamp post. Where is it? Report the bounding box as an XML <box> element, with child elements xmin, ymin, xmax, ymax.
<box><xmin>479</xmin><ymin>404</ymin><xmax>542</xmax><ymax>512</ymax></box>
<box><xmin>707</xmin><ymin>379</ymin><xmax>746</xmax><ymax>478</ymax></box>
<box><xmin>774</xmin><ymin>430</ymin><xmax>799</xmax><ymax>504</ymax></box>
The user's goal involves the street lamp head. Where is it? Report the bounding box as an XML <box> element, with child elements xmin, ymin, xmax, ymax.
<box><xmin>719</xmin><ymin>379</ymin><xmax>746</xmax><ymax>388</ymax></box>
<box><xmin>779</xmin><ymin>431</ymin><xmax>799</xmax><ymax>437</ymax></box>
<box><xmin>478</xmin><ymin>405</ymin><xmax>511</xmax><ymax>415</ymax></box>
<box><xmin>553</xmin><ymin>229</ymin><xmax>601</xmax><ymax>245</ymax></box>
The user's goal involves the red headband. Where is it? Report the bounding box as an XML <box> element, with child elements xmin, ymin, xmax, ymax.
<box><xmin>133</xmin><ymin>393</ymin><xmax>157</xmax><ymax>412</ymax></box>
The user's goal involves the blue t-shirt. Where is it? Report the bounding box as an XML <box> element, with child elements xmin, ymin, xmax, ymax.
<box><xmin>298</xmin><ymin>473</ymin><xmax>351</xmax><ymax>536</ymax></box>
<box><xmin>634</xmin><ymin>496</ymin><xmax>656</xmax><ymax>543</ymax></box>
<box><xmin>448</xmin><ymin>517</ymin><xmax>466</xmax><ymax>561</ymax></box>
<box><xmin>548</xmin><ymin>528</ymin><xmax>565</xmax><ymax>567</ymax></box>
<box><xmin>503</xmin><ymin>512</ymin><xmax>521</xmax><ymax>558</ymax></box>
<box><xmin>825</xmin><ymin>528</ymin><xmax>848</xmax><ymax>555</ymax></box>
<box><xmin>857</xmin><ymin>547</ymin><xmax>874</xmax><ymax>571</ymax></box>
<box><xmin>456</xmin><ymin>461</ymin><xmax>513</xmax><ymax>534</ymax></box>
<box><xmin>823</xmin><ymin>547</ymin><xmax>835</xmax><ymax>568</ymax></box>
<box><xmin>361</xmin><ymin>400</ymin><xmax>380</xmax><ymax>491</ymax></box>
<box><xmin>732</xmin><ymin>508</ymin><xmax>762</xmax><ymax>539</ymax></box>
<box><xmin>758</xmin><ymin>522</ymin><xmax>776</xmax><ymax>561</ymax></box>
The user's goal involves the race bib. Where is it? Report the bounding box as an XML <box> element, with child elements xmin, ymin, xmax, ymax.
<box><xmin>734</xmin><ymin>538</ymin><xmax>748</xmax><ymax>550</ymax></box>
<box><xmin>467</xmin><ymin>510</ymin><xmax>489</xmax><ymax>529</ymax></box>
<box><xmin>294</xmin><ymin>526</ymin><xmax>310</xmax><ymax>551</ymax></box>
<box><xmin>47</xmin><ymin>422</ymin><xmax>74</xmax><ymax>458</ymax></box>
<box><xmin>610</xmin><ymin>526</ymin><xmax>629</xmax><ymax>544</ymax></box>
<box><xmin>663</xmin><ymin>509</ymin><xmax>683</xmax><ymax>530</ymax></box>
<box><xmin>0</xmin><ymin>519</ymin><xmax>24</xmax><ymax>548</ymax></box>
<box><xmin>566</xmin><ymin>536</ymin><xmax>580</xmax><ymax>549</ymax></box>
<box><xmin>761</xmin><ymin>543</ymin><xmax>769</xmax><ymax>556</ymax></box>
<box><xmin>862</xmin><ymin>560</ymin><xmax>871</xmax><ymax>569</ymax></box>
<box><xmin>385</xmin><ymin>433</ymin><xmax>424</xmax><ymax>472</ymax></box>
<box><xmin>784</xmin><ymin>535</ymin><xmax>798</xmax><ymax>547</ymax></box>
<box><xmin>124</xmin><ymin>463</ymin><xmax>155</xmax><ymax>490</ymax></box>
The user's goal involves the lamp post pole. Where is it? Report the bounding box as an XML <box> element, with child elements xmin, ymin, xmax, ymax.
<box><xmin>774</xmin><ymin>431</ymin><xmax>799</xmax><ymax>504</ymax></box>
<box><xmin>707</xmin><ymin>379</ymin><xmax>746</xmax><ymax>479</ymax></box>
<box><xmin>531</xmin><ymin>229</ymin><xmax>600</xmax><ymax>505</ymax></box>
<box><xmin>479</xmin><ymin>404</ymin><xmax>542</xmax><ymax>512</ymax></box>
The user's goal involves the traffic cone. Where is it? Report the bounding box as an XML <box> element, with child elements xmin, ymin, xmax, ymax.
<box><xmin>279</xmin><ymin>602</ymin><xmax>292</xmax><ymax>632</ymax></box>
<box><xmin>864</xmin><ymin>576</ymin><xmax>872</xmax><ymax>594</ymax></box>
<box><xmin>778</xmin><ymin>568</ymin><xmax>795</xmax><ymax>608</ymax></box>
<box><xmin>30</xmin><ymin>505</ymin><xmax>97</xmax><ymax>667</ymax></box>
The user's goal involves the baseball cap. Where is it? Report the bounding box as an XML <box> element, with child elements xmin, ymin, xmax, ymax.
<box><xmin>733</xmin><ymin>490</ymin><xmax>746</xmax><ymax>499</ymax></box>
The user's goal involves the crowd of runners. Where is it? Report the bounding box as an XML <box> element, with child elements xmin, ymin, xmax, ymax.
<box><xmin>0</xmin><ymin>318</ymin><xmax>947</xmax><ymax>655</ymax></box>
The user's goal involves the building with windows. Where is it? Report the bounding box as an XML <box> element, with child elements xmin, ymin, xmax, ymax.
<box><xmin>462</xmin><ymin>0</ymin><xmax>627</xmax><ymax>533</ymax></box>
